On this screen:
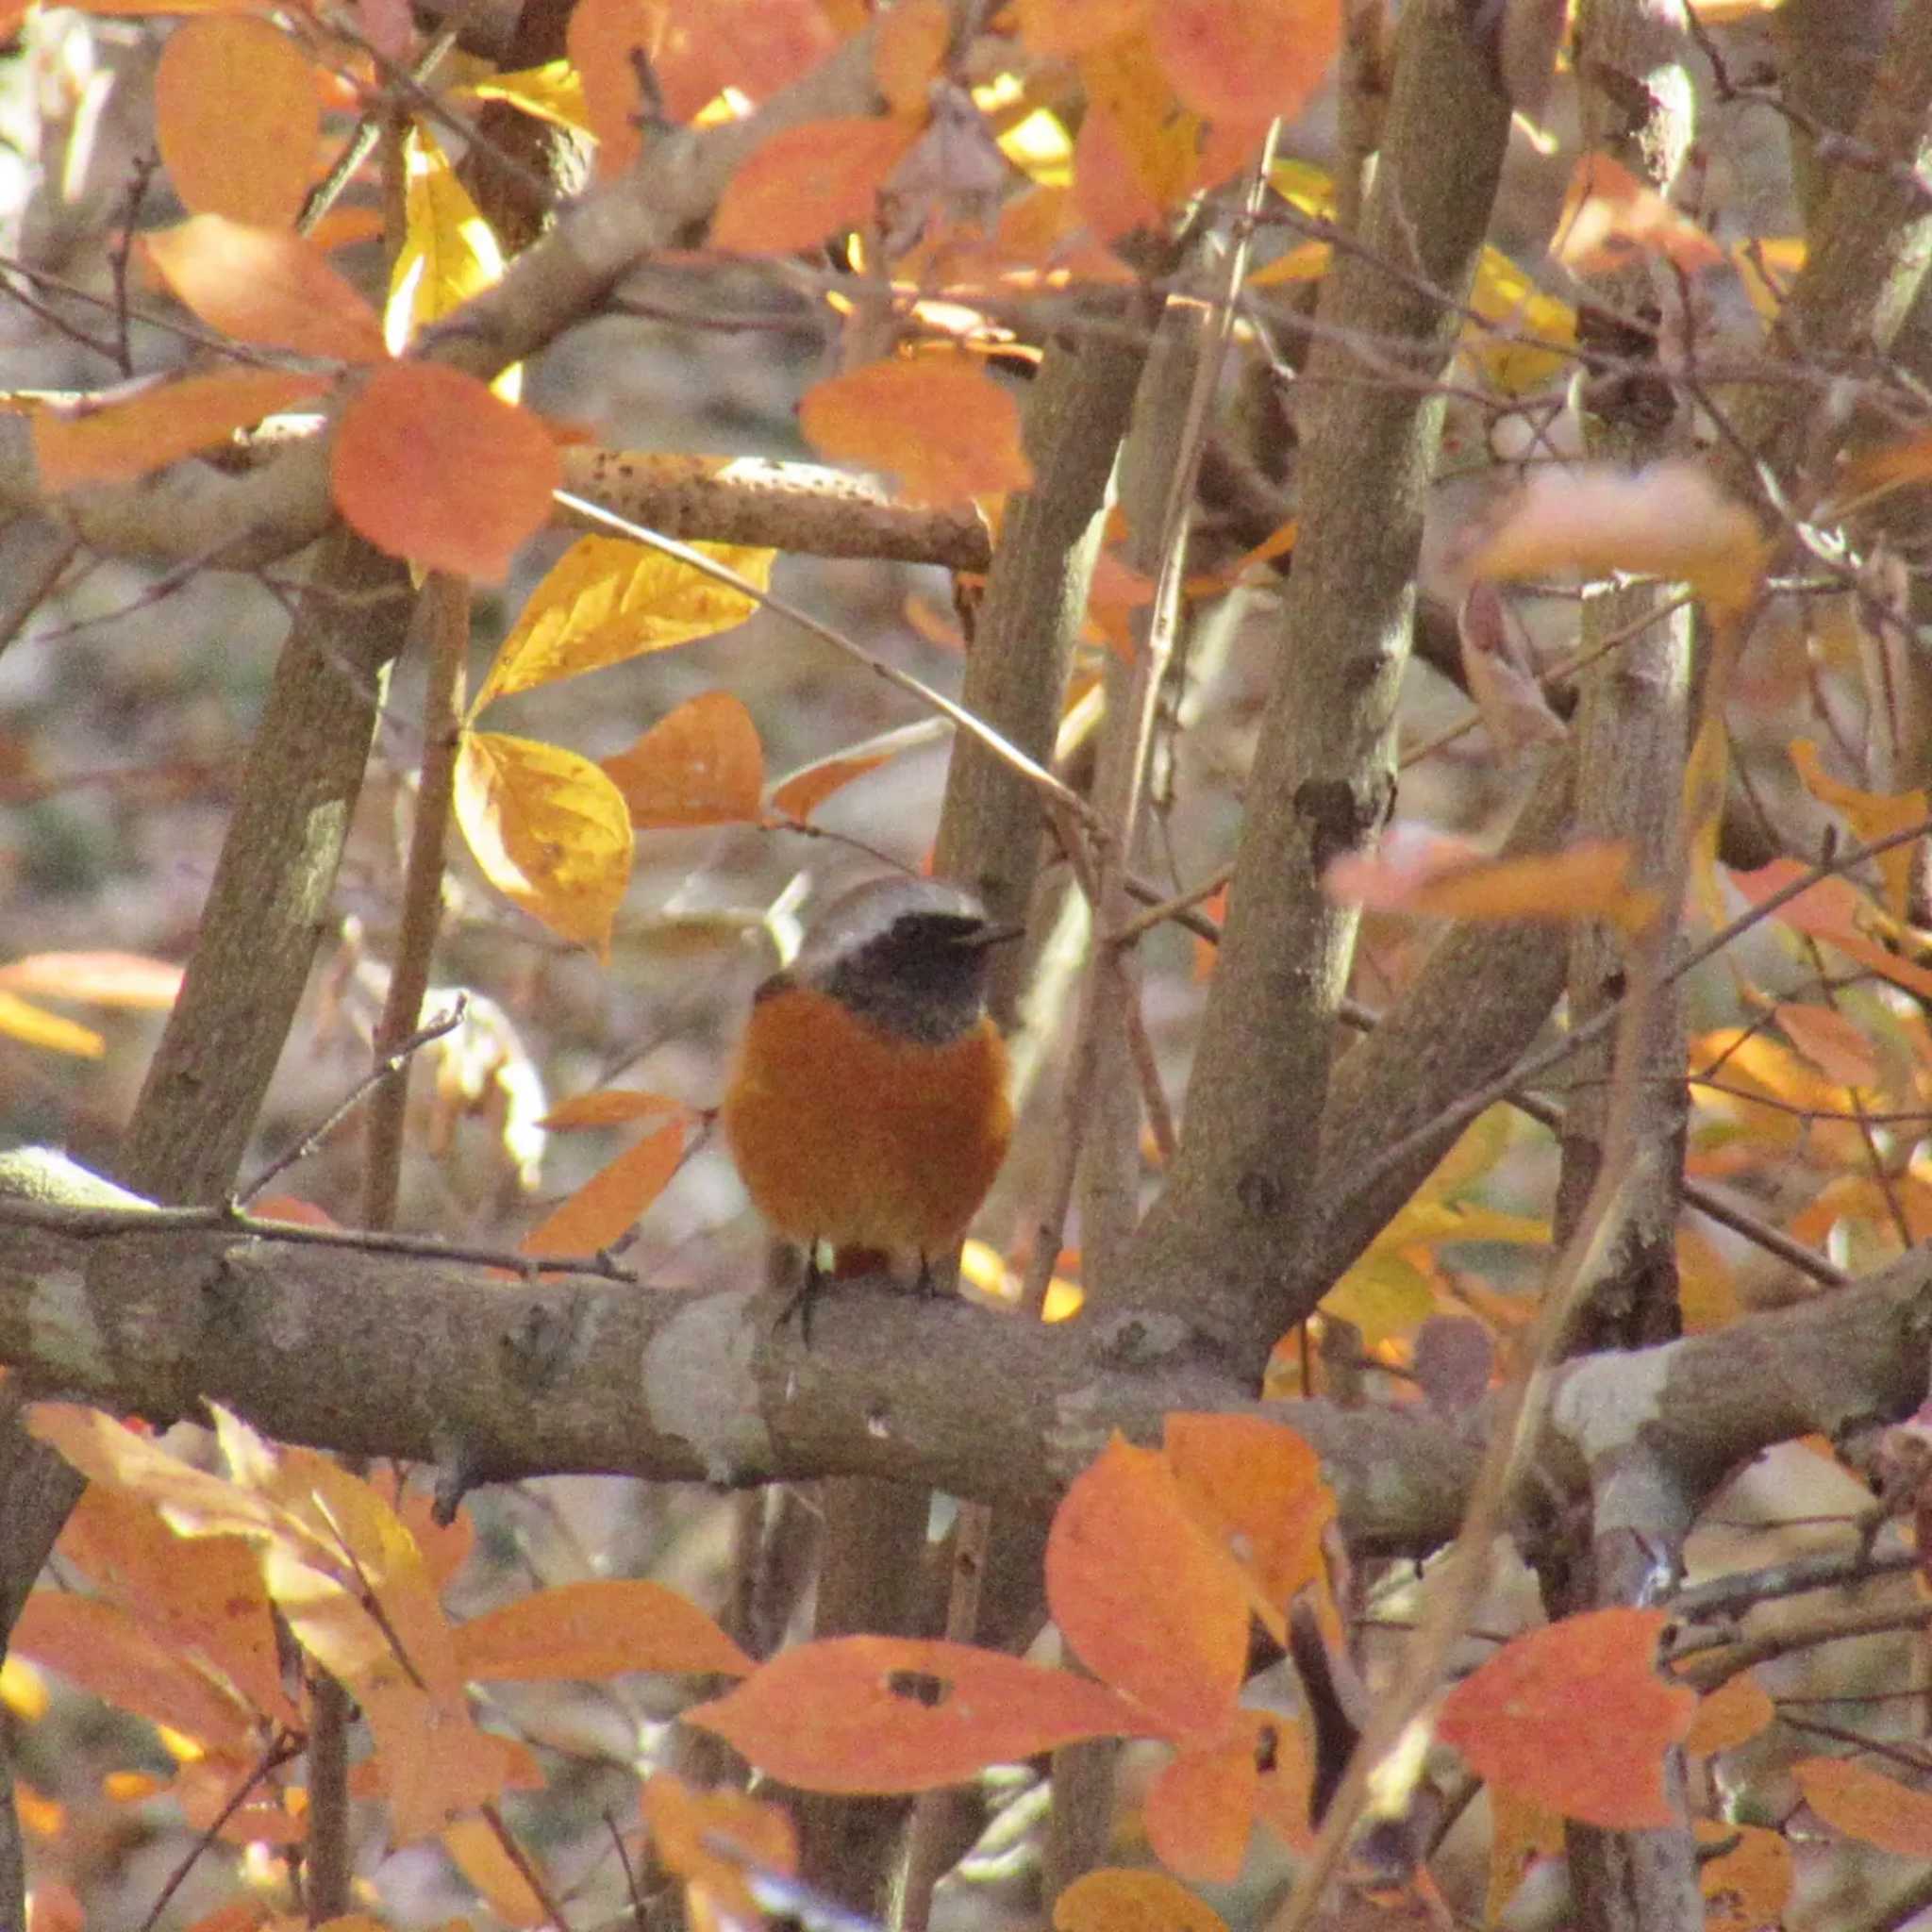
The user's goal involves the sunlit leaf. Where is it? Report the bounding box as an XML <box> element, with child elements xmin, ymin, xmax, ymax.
<box><xmin>541</xmin><ymin>1089</ymin><xmax>688</xmax><ymax>1130</ymax></box>
<box><xmin>454</xmin><ymin>730</ymin><xmax>633</xmax><ymax>957</ymax></box>
<box><xmin>442</xmin><ymin>1817</ymin><xmax>548</xmax><ymax>1927</ymax></box>
<box><xmin>874</xmin><ymin>0</ymin><xmax>950</xmax><ymax>116</ymax></box>
<box><xmin>1731</xmin><ymin>861</ymin><xmax>1932</xmax><ymax>1006</ymax></box>
<box><xmin>1774</xmin><ymin>1001</ymin><xmax>1880</xmax><ymax>1090</ymax></box>
<box><xmin>1796</xmin><ymin>1756</ymin><xmax>1932</xmax><ymax>1856</ymax></box>
<box><xmin>686</xmin><ymin>1636</ymin><xmax>1146</xmax><ymax>1790</ymax></box>
<box><xmin>598</xmin><ymin>691</ymin><xmax>764</xmax><ymax>828</ymax></box>
<box><xmin>475</xmin><ymin>538</ymin><xmax>770</xmax><ymax>709</ymax></box>
<box><xmin>1462</xmin><ymin>458</ymin><xmax>1766</xmax><ymax>620</ymax></box>
<box><xmin>461</xmin><ymin>58</ymin><xmax>591</xmax><ymax>134</ymax></box>
<box><xmin>143</xmin><ymin>217</ymin><xmax>387</xmax><ymax>362</ymax></box>
<box><xmin>331</xmin><ymin>363</ymin><xmax>560</xmax><ymax>581</ymax></box>
<box><xmin>31</xmin><ymin>370</ymin><xmax>328</xmax><ymax>491</ymax></box>
<box><xmin>769</xmin><ymin>747</ymin><xmax>901</xmax><ymax>821</ymax></box>
<box><xmin>386</xmin><ymin>125</ymin><xmax>516</xmax><ymax>398</ymax></box>
<box><xmin>1326</xmin><ymin>830</ymin><xmax>1658</xmax><ymax>937</ymax></box>
<box><xmin>520</xmin><ymin>1120</ymin><xmax>687</xmax><ymax>1256</ymax></box>
<box><xmin>0</xmin><ymin>952</ymin><xmax>182</xmax><ymax>1008</ymax></box>
<box><xmin>1788</xmin><ymin>737</ymin><xmax>1927</xmax><ymax>921</ymax></box>
<box><xmin>1437</xmin><ymin>1607</ymin><xmax>1695</xmax><ymax>1828</ymax></box>
<box><xmin>1143</xmin><ymin>1724</ymin><xmax>1258</xmax><ymax>1884</ymax></box>
<box><xmin>711</xmin><ymin>116</ymin><xmax>918</xmax><ymax>253</ymax></box>
<box><xmin>457</xmin><ymin>1576</ymin><xmax>751</xmax><ymax>1680</ymax></box>
<box><xmin>1058</xmin><ymin>1863</ymin><xmax>1227</xmax><ymax>1928</ymax></box>
<box><xmin>800</xmin><ymin>354</ymin><xmax>1031</xmax><ymax>505</ymax></box>
<box><xmin>1045</xmin><ymin>1435</ymin><xmax>1250</xmax><ymax>1737</ymax></box>
<box><xmin>1162</xmin><ymin>1414</ymin><xmax>1335</xmax><ymax>1642</ymax></box>
<box><xmin>643</xmin><ymin>1773</ymin><xmax>797</xmax><ymax>1929</ymax></box>
<box><xmin>1463</xmin><ymin>246</ymin><xmax>1577</xmax><ymax>393</ymax></box>
<box><xmin>1684</xmin><ymin>1671</ymin><xmax>1774</xmax><ymax>1757</ymax></box>
<box><xmin>1554</xmin><ymin>154</ymin><xmax>1724</xmax><ymax>275</ymax></box>
<box><xmin>1151</xmin><ymin>0</ymin><xmax>1341</xmax><ymax>127</ymax></box>
<box><xmin>0</xmin><ymin>992</ymin><xmax>102</xmax><ymax>1058</ymax></box>
<box><xmin>1698</xmin><ymin>1819</ymin><xmax>1792</xmax><ymax>1931</ymax></box>
<box><xmin>155</xmin><ymin>18</ymin><xmax>317</xmax><ymax>229</ymax></box>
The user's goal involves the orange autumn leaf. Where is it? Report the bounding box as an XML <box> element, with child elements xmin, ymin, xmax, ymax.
<box><xmin>1152</xmin><ymin>0</ymin><xmax>1341</xmax><ymax>128</ymax></box>
<box><xmin>541</xmin><ymin>1089</ymin><xmax>688</xmax><ymax>1130</ymax></box>
<box><xmin>520</xmin><ymin>1120</ymin><xmax>688</xmax><ymax>1256</ymax></box>
<box><xmin>1796</xmin><ymin>1756</ymin><xmax>1932</xmax><ymax>1857</ymax></box>
<box><xmin>454</xmin><ymin>729</ymin><xmax>633</xmax><ymax>956</ymax></box>
<box><xmin>1684</xmin><ymin>1670</ymin><xmax>1774</xmax><ymax>1757</ymax></box>
<box><xmin>1731</xmin><ymin>861</ymin><xmax>1932</xmax><ymax>1006</ymax></box>
<box><xmin>564</xmin><ymin>0</ymin><xmax>659</xmax><ymax>178</ymax></box>
<box><xmin>1326</xmin><ymin>830</ymin><xmax>1657</xmax><ymax>937</ymax></box>
<box><xmin>800</xmin><ymin>355</ymin><xmax>1032</xmax><ymax>506</ymax></box>
<box><xmin>11</xmin><ymin>1592</ymin><xmax>257</xmax><ymax>1753</ymax></box>
<box><xmin>873</xmin><ymin>0</ymin><xmax>950</xmax><ymax>117</ymax></box>
<box><xmin>1555</xmin><ymin>153</ymin><xmax>1724</xmax><ymax>276</ymax></box>
<box><xmin>1461</xmin><ymin>458</ymin><xmax>1766</xmax><ymax>622</ymax></box>
<box><xmin>687</xmin><ymin>1637</ymin><xmax>1146</xmax><ymax>1791</ymax></box>
<box><xmin>0</xmin><ymin>951</ymin><xmax>182</xmax><ymax>1008</ymax></box>
<box><xmin>1142</xmin><ymin>1723</ymin><xmax>1259</xmax><ymax>1884</ymax></box>
<box><xmin>442</xmin><ymin>1816</ymin><xmax>548</xmax><ymax>1928</ymax></box>
<box><xmin>1162</xmin><ymin>1413</ymin><xmax>1335</xmax><ymax>1642</ymax></box>
<box><xmin>58</xmin><ymin>1482</ymin><xmax>295</xmax><ymax>1726</ymax></box>
<box><xmin>710</xmin><ymin>116</ymin><xmax>919</xmax><ymax>253</ymax></box>
<box><xmin>454</xmin><ymin>1577</ymin><xmax>751</xmax><ymax>1680</ymax></box>
<box><xmin>0</xmin><ymin>992</ymin><xmax>102</xmax><ymax>1058</ymax></box>
<box><xmin>1698</xmin><ymin>1820</ymin><xmax>1792</xmax><ymax>1930</ymax></box>
<box><xmin>1436</xmin><ymin>1607</ymin><xmax>1696</xmax><ymax>1829</ymax></box>
<box><xmin>32</xmin><ymin>369</ymin><xmax>329</xmax><ymax>491</ymax></box>
<box><xmin>643</xmin><ymin>1773</ymin><xmax>798</xmax><ymax>1929</ymax></box>
<box><xmin>155</xmin><ymin>17</ymin><xmax>318</xmax><ymax>229</ymax></box>
<box><xmin>601</xmin><ymin>692</ymin><xmax>765</xmax><ymax>827</ymax></box>
<box><xmin>1045</xmin><ymin>1435</ymin><xmax>1251</xmax><ymax>1738</ymax></box>
<box><xmin>331</xmin><ymin>362</ymin><xmax>560</xmax><ymax>581</ymax></box>
<box><xmin>143</xmin><ymin>217</ymin><xmax>387</xmax><ymax>362</ymax></box>
<box><xmin>1774</xmin><ymin>1001</ymin><xmax>1880</xmax><ymax>1090</ymax></box>
<box><xmin>1787</xmin><ymin>736</ymin><xmax>1928</xmax><ymax>920</ymax></box>
<box><xmin>769</xmin><ymin>747</ymin><xmax>902</xmax><ymax>821</ymax></box>
<box><xmin>1056</xmin><ymin>1867</ymin><xmax>1230</xmax><ymax>1932</ymax></box>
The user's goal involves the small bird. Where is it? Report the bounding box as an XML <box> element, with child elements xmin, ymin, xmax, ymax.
<box><xmin>721</xmin><ymin>875</ymin><xmax>1017</xmax><ymax>1328</ymax></box>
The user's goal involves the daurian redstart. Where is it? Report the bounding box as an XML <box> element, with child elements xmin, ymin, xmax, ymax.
<box><xmin>722</xmin><ymin>876</ymin><xmax>1017</xmax><ymax>1321</ymax></box>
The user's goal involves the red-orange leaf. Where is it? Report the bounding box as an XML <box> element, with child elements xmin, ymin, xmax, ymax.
<box><xmin>1143</xmin><ymin>1726</ymin><xmax>1257</xmax><ymax>1884</ymax></box>
<box><xmin>331</xmin><ymin>362</ymin><xmax>560</xmax><ymax>580</ymax></box>
<box><xmin>643</xmin><ymin>1773</ymin><xmax>798</xmax><ymax>1928</ymax></box>
<box><xmin>143</xmin><ymin>217</ymin><xmax>387</xmax><ymax>362</ymax></box>
<box><xmin>1152</xmin><ymin>0</ymin><xmax>1341</xmax><ymax>127</ymax></box>
<box><xmin>711</xmin><ymin>116</ymin><xmax>919</xmax><ymax>254</ymax></box>
<box><xmin>32</xmin><ymin>369</ymin><xmax>328</xmax><ymax>491</ymax></box>
<box><xmin>1045</xmin><ymin>1435</ymin><xmax>1251</xmax><ymax>1737</ymax></box>
<box><xmin>455</xmin><ymin>1578</ymin><xmax>751</xmax><ymax>1680</ymax></box>
<box><xmin>1055</xmin><ymin>1867</ymin><xmax>1230</xmax><ymax>1932</ymax></box>
<box><xmin>1683</xmin><ymin>1670</ymin><xmax>1774</xmax><ymax>1757</ymax></box>
<box><xmin>685</xmin><ymin>1636</ymin><xmax>1146</xmax><ymax>1791</ymax></box>
<box><xmin>799</xmin><ymin>355</ymin><xmax>1032</xmax><ymax>506</ymax></box>
<box><xmin>1162</xmin><ymin>1413</ymin><xmax>1335</xmax><ymax>1642</ymax></box>
<box><xmin>1795</xmin><ymin>1756</ymin><xmax>1932</xmax><ymax>1857</ymax></box>
<box><xmin>1436</xmin><ymin>1607</ymin><xmax>1695</xmax><ymax>1829</ymax></box>
<box><xmin>155</xmin><ymin>18</ymin><xmax>318</xmax><ymax>228</ymax></box>
<box><xmin>768</xmin><ymin>747</ymin><xmax>899</xmax><ymax>822</ymax></box>
<box><xmin>520</xmin><ymin>1119</ymin><xmax>686</xmax><ymax>1255</ymax></box>
<box><xmin>1774</xmin><ymin>1001</ymin><xmax>1880</xmax><ymax>1090</ymax></box>
<box><xmin>601</xmin><ymin>691</ymin><xmax>765</xmax><ymax>827</ymax></box>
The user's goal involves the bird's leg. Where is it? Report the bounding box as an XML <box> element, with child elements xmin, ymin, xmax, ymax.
<box><xmin>776</xmin><ymin>1240</ymin><xmax>827</xmax><ymax>1343</ymax></box>
<box><xmin>915</xmin><ymin>1252</ymin><xmax>939</xmax><ymax>1298</ymax></box>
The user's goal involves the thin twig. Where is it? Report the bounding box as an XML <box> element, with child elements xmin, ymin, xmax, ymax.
<box><xmin>237</xmin><ymin>1001</ymin><xmax>468</xmax><ymax>1207</ymax></box>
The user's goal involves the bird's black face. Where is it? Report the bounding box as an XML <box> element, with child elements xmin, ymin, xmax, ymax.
<box><xmin>825</xmin><ymin>910</ymin><xmax>1003</xmax><ymax>1045</ymax></box>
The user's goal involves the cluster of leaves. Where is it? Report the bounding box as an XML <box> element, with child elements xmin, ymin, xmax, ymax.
<box><xmin>16</xmin><ymin>0</ymin><xmax>1932</xmax><ymax>1925</ymax></box>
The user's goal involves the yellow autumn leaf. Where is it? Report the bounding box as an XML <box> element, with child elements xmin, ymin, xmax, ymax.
<box><xmin>461</xmin><ymin>58</ymin><xmax>592</xmax><ymax>135</ymax></box>
<box><xmin>386</xmin><ymin>124</ymin><xmax>518</xmax><ymax>400</ymax></box>
<box><xmin>475</xmin><ymin>537</ymin><xmax>773</xmax><ymax>710</ymax></box>
<box><xmin>1464</xmin><ymin>245</ymin><xmax>1577</xmax><ymax>395</ymax></box>
<box><xmin>1788</xmin><ymin>737</ymin><xmax>1928</xmax><ymax>920</ymax></box>
<box><xmin>455</xmin><ymin>730</ymin><xmax>634</xmax><ymax>957</ymax></box>
<box><xmin>0</xmin><ymin>991</ymin><xmax>103</xmax><ymax>1058</ymax></box>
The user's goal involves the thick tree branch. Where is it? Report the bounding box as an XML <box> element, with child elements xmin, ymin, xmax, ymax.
<box><xmin>4</xmin><ymin>1153</ymin><xmax>1928</xmax><ymax>1565</ymax></box>
<box><xmin>1120</xmin><ymin>0</ymin><xmax>1513</xmax><ymax>1376</ymax></box>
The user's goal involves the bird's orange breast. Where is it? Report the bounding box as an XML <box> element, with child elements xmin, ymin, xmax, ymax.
<box><xmin>721</xmin><ymin>984</ymin><xmax>1012</xmax><ymax>1261</ymax></box>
